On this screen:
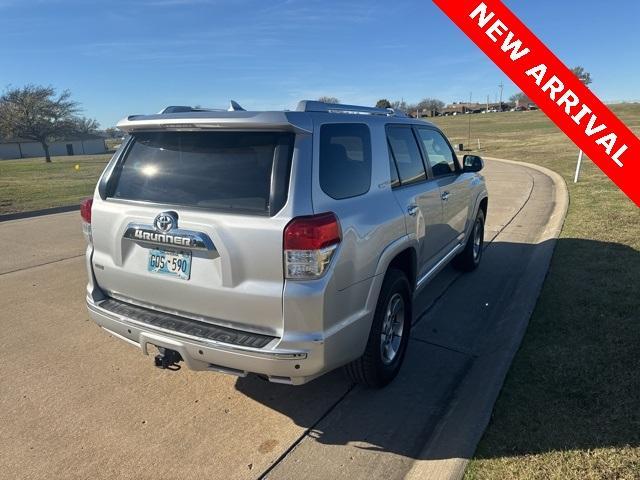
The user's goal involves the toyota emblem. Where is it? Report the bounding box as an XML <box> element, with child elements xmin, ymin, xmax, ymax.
<box><xmin>153</xmin><ymin>212</ymin><xmax>177</xmax><ymax>233</ymax></box>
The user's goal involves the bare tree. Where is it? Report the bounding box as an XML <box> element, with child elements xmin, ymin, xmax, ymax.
<box><xmin>390</xmin><ymin>100</ymin><xmax>420</xmax><ymax>116</ymax></box>
<box><xmin>318</xmin><ymin>96</ymin><xmax>340</xmax><ymax>104</ymax></box>
<box><xmin>74</xmin><ymin>116</ymin><xmax>100</xmax><ymax>134</ymax></box>
<box><xmin>390</xmin><ymin>100</ymin><xmax>410</xmax><ymax>112</ymax></box>
<box><xmin>415</xmin><ymin>98</ymin><xmax>445</xmax><ymax>115</ymax></box>
<box><xmin>0</xmin><ymin>85</ymin><xmax>79</xmax><ymax>162</ymax></box>
<box><xmin>375</xmin><ymin>99</ymin><xmax>392</xmax><ymax>109</ymax></box>
<box><xmin>571</xmin><ymin>66</ymin><xmax>592</xmax><ymax>86</ymax></box>
<box><xmin>509</xmin><ymin>92</ymin><xmax>526</xmax><ymax>103</ymax></box>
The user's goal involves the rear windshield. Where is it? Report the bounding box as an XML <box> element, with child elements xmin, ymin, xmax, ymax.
<box><xmin>108</xmin><ymin>131</ymin><xmax>294</xmax><ymax>215</ymax></box>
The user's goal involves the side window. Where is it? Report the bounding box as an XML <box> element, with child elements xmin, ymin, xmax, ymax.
<box><xmin>319</xmin><ymin>123</ymin><xmax>372</xmax><ymax>199</ymax></box>
<box><xmin>388</xmin><ymin>153</ymin><xmax>400</xmax><ymax>188</ymax></box>
<box><xmin>417</xmin><ymin>129</ymin><xmax>458</xmax><ymax>177</ymax></box>
<box><xmin>386</xmin><ymin>126</ymin><xmax>427</xmax><ymax>186</ymax></box>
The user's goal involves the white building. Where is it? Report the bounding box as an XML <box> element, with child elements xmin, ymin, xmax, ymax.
<box><xmin>0</xmin><ymin>134</ymin><xmax>107</xmax><ymax>160</ymax></box>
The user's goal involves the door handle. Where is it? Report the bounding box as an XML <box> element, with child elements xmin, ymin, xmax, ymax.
<box><xmin>441</xmin><ymin>191</ymin><xmax>450</xmax><ymax>202</ymax></box>
<box><xmin>407</xmin><ymin>205</ymin><xmax>419</xmax><ymax>216</ymax></box>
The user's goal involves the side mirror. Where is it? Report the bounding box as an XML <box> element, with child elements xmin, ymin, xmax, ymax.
<box><xmin>463</xmin><ymin>155</ymin><xmax>484</xmax><ymax>173</ymax></box>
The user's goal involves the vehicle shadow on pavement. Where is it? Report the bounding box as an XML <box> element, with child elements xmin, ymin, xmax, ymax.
<box><xmin>235</xmin><ymin>238</ymin><xmax>639</xmax><ymax>470</ymax></box>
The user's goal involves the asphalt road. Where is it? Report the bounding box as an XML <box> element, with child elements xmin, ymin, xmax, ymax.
<box><xmin>0</xmin><ymin>159</ymin><xmax>564</xmax><ymax>480</ymax></box>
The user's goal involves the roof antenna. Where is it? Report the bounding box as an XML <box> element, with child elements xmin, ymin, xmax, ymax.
<box><xmin>228</xmin><ymin>100</ymin><xmax>246</xmax><ymax>112</ymax></box>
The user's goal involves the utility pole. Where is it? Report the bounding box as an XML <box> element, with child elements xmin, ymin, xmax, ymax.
<box><xmin>498</xmin><ymin>81</ymin><xmax>504</xmax><ymax>110</ymax></box>
<box><xmin>468</xmin><ymin>92</ymin><xmax>472</xmax><ymax>147</ymax></box>
<box><xmin>486</xmin><ymin>95</ymin><xmax>490</xmax><ymax>112</ymax></box>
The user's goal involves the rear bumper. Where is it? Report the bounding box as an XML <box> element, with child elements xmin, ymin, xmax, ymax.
<box><xmin>87</xmin><ymin>296</ymin><xmax>329</xmax><ymax>385</ymax></box>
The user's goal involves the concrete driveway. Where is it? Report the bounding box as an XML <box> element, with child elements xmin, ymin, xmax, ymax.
<box><xmin>0</xmin><ymin>159</ymin><xmax>567</xmax><ymax>480</ymax></box>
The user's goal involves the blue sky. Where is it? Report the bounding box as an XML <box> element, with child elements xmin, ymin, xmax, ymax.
<box><xmin>1</xmin><ymin>0</ymin><xmax>638</xmax><ymax>128</ymax></box>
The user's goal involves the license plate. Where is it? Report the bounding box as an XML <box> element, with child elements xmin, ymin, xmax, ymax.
<box><xmin>148</xmin><ymin>249</ymin><xmax>192</xmax><ymax>280</ymax></box>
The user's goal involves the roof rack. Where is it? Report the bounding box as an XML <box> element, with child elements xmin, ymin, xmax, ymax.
<box><xmin>296</xmin><ymin>100</ymin><xmax>408</xmax><ymax>117</ymax></box>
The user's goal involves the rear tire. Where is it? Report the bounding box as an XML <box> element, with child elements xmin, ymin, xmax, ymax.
<box><xmin>452</xmin><ymin>208</ymin><xmax>485</xmax><ymax>272</ymax></box>
<box><xmin>344</xmin><ymin>269</ymin><xmax>412</xmax><ymax>388</ymax></box>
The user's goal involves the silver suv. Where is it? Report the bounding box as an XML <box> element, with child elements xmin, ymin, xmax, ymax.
<box><xmin>82</xmin><ymin>100</ymin><xmax>488</xmax><ymax>387</ymax></box>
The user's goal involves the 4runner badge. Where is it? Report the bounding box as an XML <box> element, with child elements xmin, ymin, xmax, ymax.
<box><xmin>123</xmin><ymin>212</ymin><xmax>215</xmax><ymax>252</ymax></box>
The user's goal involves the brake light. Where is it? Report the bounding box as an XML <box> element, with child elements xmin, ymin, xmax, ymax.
<box><xmin>284</xmin><ymin>213</ymin><xmax>341</xmax><ymax>279</ymax></box>
<box><xmin>80</xmin><ymin>197</ymin><xmax>93</xmax><ymax>224</ymax></box>
<box><xmin>80</xmin><ymin>197</ymin><xmax>93</xmax><ymax>242</ymax></box>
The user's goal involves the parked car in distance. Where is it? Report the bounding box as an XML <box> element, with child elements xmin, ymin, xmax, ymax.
<box><xmin>82</xmin><ymin>100</ymin><xmax>488</xmax><ymax>387</ymax></box>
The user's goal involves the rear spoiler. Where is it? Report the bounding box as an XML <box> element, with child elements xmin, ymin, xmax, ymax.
<box><xmin>116</xmin><ymin>111</ymin><xmax>312</xmax><ymax>134</ymax></box>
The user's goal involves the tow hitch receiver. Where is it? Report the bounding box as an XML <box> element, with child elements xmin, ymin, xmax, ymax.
<box><xmin>154</xmin><ymin>347</ymin><xmax>183</xmax><ymax>370</ymax></box>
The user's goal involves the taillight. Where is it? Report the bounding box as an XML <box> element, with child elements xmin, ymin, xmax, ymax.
<box><xmin>80</xmin><ymin>197</ymin><xmax>93</xmax><ymax>223</ymax></box>
<box><xmin>284</xmin><ymin>212</ymin><xmax>341</xmax><ymax>279</ymax></box>
<box><xmin>80</xmin><ymin>197</ymin><xmax>93</xmax><ymax>242</ymax></box>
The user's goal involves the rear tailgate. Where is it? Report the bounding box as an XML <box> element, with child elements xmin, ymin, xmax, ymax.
<box><xmin>90</xmin><ymin>129</ymin><xmax>296</xmax><ymax>337</ymax></box>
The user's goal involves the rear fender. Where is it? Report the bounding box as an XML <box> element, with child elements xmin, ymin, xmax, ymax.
<box><xmin>365</xmin><ymin>234</ymin><xmax>418</xmax><ymax>317</ymax></box>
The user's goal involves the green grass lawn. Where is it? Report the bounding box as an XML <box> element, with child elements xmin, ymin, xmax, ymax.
<box><xmin>0</xmin><ymin>153</ymin><xmax>112</xmax><ymax>214</ymax></box>
<box><xmin>430</xmin><ymin>105</ymin><xmax>640</xmax><ymax>479</ymax></box>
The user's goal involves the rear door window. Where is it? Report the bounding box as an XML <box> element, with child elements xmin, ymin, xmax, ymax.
<box><xmin>109</xmin><ymin>131</ymin><xmax>294</xmax><ymax>215</ymax></box>
<box><xmin>386</xmin><ymin>126</ymin><xmax>427</xmax><ymax>186</ymax></box>
<box><xmin>319</xmin><ymin>123</ymin><xmax>372</xmax><ymax>199</ymax></box>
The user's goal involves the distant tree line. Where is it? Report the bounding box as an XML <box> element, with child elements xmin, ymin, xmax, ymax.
<box><xmin>318</xmin><ymin>96</ymin><xmax>445</xmax><ymax>116</ymax></box>
<box><xmin>0</xmin><ymin>85</ymin><xmax>100</xmax><ymax>162</ymax></box>
<box><xmin>510</xmin><ymin>66</ymin><xmax>592</xmax><ymax>108</ymax></box>
<box><xmin>317</xmin><ymin>96</ymin><xmax>340</xmax><ymax>104</ymax></box>
<box><xmin>323</xmin><ymin>66</ymin><xmax>592</xmax><ymax>116</ymax></box>
<box><xmin>375</xmin><ymin>98</ymin><xmax>445</xmax><ymax>116</ymax></box>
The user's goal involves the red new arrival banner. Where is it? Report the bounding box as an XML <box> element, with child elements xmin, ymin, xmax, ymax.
<box><xmin>433</xmin><ymin>0</ymin><xmax>640</xmax><ymax>207</ymax></box>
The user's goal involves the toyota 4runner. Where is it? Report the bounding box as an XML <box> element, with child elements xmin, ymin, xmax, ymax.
<box><xmin>83</xmin><ymin>100</ymin><xmax>488</xmax><ymax>387</ymax></box>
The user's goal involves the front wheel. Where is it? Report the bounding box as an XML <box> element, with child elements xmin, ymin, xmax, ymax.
<box><xmin>453</xmin><ymin>208</ymin><xmax>485</xmax><ymax>272</ymax></box>
<box><xmin>344</xmin><ymin>269</ymin><xmax>412</xmax><ymax>388</ymax></box>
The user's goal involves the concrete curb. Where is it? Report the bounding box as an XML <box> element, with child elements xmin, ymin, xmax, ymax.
<box><xmin>404</xmin><ymin>157</ymin><xmax>569</xmax><ymax>480</ymax></box>
<box><xmin>482</xmin><ymin>156</ymin><xmax>569</xmax><ymax>242</ymax></box>
<box><xmin>0</xmin><ymin>205</ymin><xmax>80</xmax><ymax>223</ymax></box>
